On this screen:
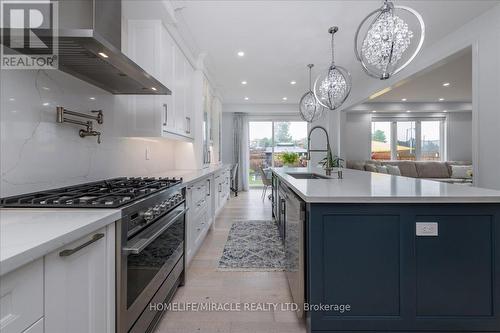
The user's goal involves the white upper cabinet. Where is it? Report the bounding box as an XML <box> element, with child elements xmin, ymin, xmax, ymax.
<box><xmin>174</xmin><ymin>46</ymin><xmax>186</xmax><ymax>135</ymax></box>
<box><xmin>123</xmin><ymin>18</ymin><xmax>195</xmax><ymax>140</ymax></box>
<box><xmin>125</xmin><ymin>20</ymin><xmax>163</xmax><ymax>137</ymax></box>
<box><xmin>160</xmin><ymin>26</ymin><xmax>176</xmax><ymax>133</ymax></box>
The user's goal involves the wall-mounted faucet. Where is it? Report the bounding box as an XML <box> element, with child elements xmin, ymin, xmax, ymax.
<box><xmin>56</xmin><ymin>107</ymin><xmax>103</xmax><ymax>144</ymax></box>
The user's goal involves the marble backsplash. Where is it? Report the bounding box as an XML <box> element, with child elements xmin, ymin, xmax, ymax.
<box><xmin>0</xmin><ymin>69</ymin><xmax>188</xmax><ymax>197</ymax></box>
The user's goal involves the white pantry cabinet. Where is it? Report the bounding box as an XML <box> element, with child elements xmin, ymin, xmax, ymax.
<box><xmin>44</xmin><ymin>225</ymin><xmax>115</xmax><ymax>333</ymax></box>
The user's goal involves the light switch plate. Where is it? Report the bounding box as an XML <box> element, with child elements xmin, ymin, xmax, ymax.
<box><xmin>416</xmin><ymin>222</ymin><xmax>438</xmax><ymax>236</ymax></box>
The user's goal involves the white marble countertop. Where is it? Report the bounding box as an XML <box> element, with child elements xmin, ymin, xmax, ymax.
<box><xmin>148</xmin><ymin>164</ymin><xmax>231</xmax><ymax>185</ymax></box>
<box><xmin>271</xmin><ymin>167</ymin><xmax>500</xmax><ymax>203</ymax></box>
<box><xmin>0</xmin><ymin>208</ymin><xmax>120</xmax><ymax>276</ymax></box>
<box><xmin>0</xmin><ymin>164</ymin><xmax>230</xmax><ymax>276</ymax></box>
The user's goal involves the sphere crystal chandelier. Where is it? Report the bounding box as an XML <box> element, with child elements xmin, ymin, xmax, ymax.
<box><xmin>354</xmin><ymin>0</ymin><xmax>425</xmax><ymax>80</ymax></box>
<box><xmin>299</xmin><ymin>64</ymin><xmax>325</xmax><ymax>123</ymax></box>
<box><xmin>313</xmin><ymin>27</ymin><xmax>351</xmax><ymax>111</ymax></box>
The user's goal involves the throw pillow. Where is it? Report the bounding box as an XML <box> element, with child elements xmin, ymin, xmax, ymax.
<box><xmin>376</xmin><ymin>166</ymin><xmax>388</xmax><ymax>174</ymax></box>
<box><xmin>451</xmin><ymin>165</ymin><xmax>473</xmax><ymax>179</ymax></box>
<box><xmin>365</xmin><ymin>164</ymin><xmax>378</xmax><ymax>172</ymax></box>
<box><xmin>385</xmin><ymin>165</ymin><xmax>401</xmax><ymax>176</ymax></box>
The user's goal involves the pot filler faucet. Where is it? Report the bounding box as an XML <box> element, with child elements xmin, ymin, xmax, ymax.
<box><xmin>306</xmin><ymin>125</ymin><xmax>342</xmax><ymax>177</ymax></box>
<box><xmin>56</xmin><ymin>106</ymin><xmax>103</xmax><ymax>144</ymax></box>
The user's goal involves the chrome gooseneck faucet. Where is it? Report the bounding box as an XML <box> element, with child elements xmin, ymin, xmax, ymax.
<box><xmin>306</xmin><ymin>126</ymin><xmax>332</xmax><ymax>161</ymax></box>
<box><xmin>306</xmin><ymin>125</ymin><xmax>342</xmax><ymax>178</ymax></box>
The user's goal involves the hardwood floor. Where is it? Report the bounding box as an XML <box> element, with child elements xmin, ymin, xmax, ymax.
<box><xmin>154</xmin><ymin>189</ymin><xmax>306</xmax><ymax>333</ymax></box>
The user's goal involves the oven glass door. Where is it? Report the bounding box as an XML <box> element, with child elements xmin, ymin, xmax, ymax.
<box><xmin>125</xmin><ymin>207</ymin><xmax>185</xmax><ymax>309</ymax></box>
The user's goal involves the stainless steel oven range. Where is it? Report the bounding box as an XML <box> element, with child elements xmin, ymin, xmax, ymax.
<box><xmin>1</xmin><ymin>177</ymin><xmax>187</xmax><ymax>333</ymax></box>
<box><xmin>116</xmin><ymin>184</ymin><xmax>186</xmax><ymax>333</ymax></box>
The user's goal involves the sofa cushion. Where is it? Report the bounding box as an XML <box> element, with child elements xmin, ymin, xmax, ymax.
<box><xmin>346</xmin><ymin>160</ymin><xmax>366</xmax><ymax>171</ymax></box>
<box><xmin>383</xmin><ymin>161</ymin><xmax>418</xmax><ymax>178</ymax></box>
<box><xmin>365</xmin><ymin>164</ymin><xmax>378</xmax><ymax>172</ymax></box>
<box><xmin>450</xmin><ymin>165</ymin><xmax>473</xmax><ymax>179</ymax></box>
<box><xmin>385</xmin><ymin>165</ymin><xmax>401</xmax><ymax>176</ymax></box>
<box><xmin>415</xmin><ymin>162</ymin><xmax>450</xmax><ymax>178</ymax></box>
<box><xmin>376</xmin><ymin>165</ymin><xmax>388</xmax><ymax>174</ymax></box>
<box><xmin>446</xmin><ymin>161</ymin><xmax>473</xmax><ymax>175</ymax></box>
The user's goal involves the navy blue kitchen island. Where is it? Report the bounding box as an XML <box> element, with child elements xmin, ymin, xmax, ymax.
<box><xmin>271</xmin><ymin>167</ymin><xmax>500</xmax><ymax>333</ymax></box>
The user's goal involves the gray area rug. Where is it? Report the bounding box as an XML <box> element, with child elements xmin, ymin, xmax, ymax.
<box><xmin>218</xmin><ymin>220</ymin><xmax>285</xmax><ymax>271</ymax></box>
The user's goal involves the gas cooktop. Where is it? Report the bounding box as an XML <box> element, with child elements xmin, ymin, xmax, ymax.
<box><xmin>0</xmin><ymin>177</ymin><xmax>183</xmax><ymax>208</ymax></box>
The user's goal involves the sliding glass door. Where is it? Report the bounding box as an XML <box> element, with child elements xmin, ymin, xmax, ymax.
<box><xmin>249</xmin><ymin>120</ymin><xmax>308</xmax><ymax>187</ymax></box>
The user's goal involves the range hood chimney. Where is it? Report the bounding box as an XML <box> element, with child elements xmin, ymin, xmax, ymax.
<box><xmin>6</xmin><ymin>0</ymin><xmax>171</xmax><ymax>95</ymax></box>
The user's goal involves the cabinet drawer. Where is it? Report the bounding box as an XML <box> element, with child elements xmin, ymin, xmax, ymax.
<box><xmin>191</xmin><ymin>183</ymin><xmax>207</xmax><ymax>204</ymax></box>
<box><xmin>0</xmin><ymin>259</ymin><xmax>43</xmax><ymax>333</ymax></box>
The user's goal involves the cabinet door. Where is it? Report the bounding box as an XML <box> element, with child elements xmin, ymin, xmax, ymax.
<box><xmin>308</xmin><ymin>208</ymin><xmax>402</xmax><ymax>332</ymax></box>
<box><xmin>160</xmin><ymin>25</ymin><xmax>176</xmax><ymax>133</ymax></box>
<box><xmin>0</xmin><ymin>259</ymin><xmax>43</xmax><ymax>333</ymax></box>
<box><xmin>184</xmin><ymin>59</ymin><xmax>194</xmax><ymax>138</ymax></box>
<box><xmin>415</xmin><ymin>215</ymin><xmax>494</xmax><ymax>317</ymax></box>
<box><xmin>174</xmin><ymin>46</ymin><xmax>186</xmax><ymax>134</ymax></box>
<box><xmin>126</xmin><ymin>20</ymin><xmax>162</xmax><ymax>136</ymax></box>
<box><xmin>45</xmin><ymin>226</ymin><xmax>114</xmax><ymax>333</ymax></box>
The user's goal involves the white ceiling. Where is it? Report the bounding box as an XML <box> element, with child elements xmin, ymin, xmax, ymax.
<box><xmin>173</xmin><ymin>0</ymin><xmax>497</xmax><ymax>106</ymax></box>
<box><xmin>371</xmin><ymin>48</ymin><xmax>472</xmax><ymax>103</ymax></box>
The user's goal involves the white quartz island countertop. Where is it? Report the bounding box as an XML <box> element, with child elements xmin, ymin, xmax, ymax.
<box><xmin>0</xmin><ymin>208</ymin><xmax>121</xmax><ymax>276</ymax></box>
<box><xmin>271</xmin><ymin>167</ymin><xmax>500</xmax><ymax>203</ymax></box>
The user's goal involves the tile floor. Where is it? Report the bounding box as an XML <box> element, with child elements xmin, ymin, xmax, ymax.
<box><xmin>154</xmin><ymin>189</ymin><xmax>307</xmax><ymax>333</ymax></box>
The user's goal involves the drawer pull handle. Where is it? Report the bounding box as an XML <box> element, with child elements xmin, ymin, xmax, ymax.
<box><xmin>59</xmin><ymin>233</ymin><xmax>105</xmax><ymax>257</ymax></box>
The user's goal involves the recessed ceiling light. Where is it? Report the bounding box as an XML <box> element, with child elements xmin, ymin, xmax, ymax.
<box><xmin>443</xmin><ymin>110</ymin><xmax>448</xmax><ymax>113</ymax></box>
<box><xmin>98</xmin><ymin>52</ymin><xmax>109</xmax><ymax>58</ymax></box>
<box><xmin>372</xmin><ymin>110</ymin><xmax>377</xmax><ymax>113</ymax></box>
<box><xmin>282</xmin><ymin>97</ymin><xmax>288</xmax><ymax>101</ymax></box>
<box><xmin>290</xmin><ymin>81</ymin><xmax>297</xmax><ymax>85</ymax></box>
<box><xmin>401</xmin><ymin>98</ymin><xmax>407</xmax><ymax>102</ymax></box>
<box><xmin>439</xmin><ymin>98</ymin><xmax>445</xmax><ymax>101</ymax></box>
<box><xmin>89</xmin><ymin>97</ymin><xmax>96</xmax><ymax>100</ymax></box>
<box><xmin>241</xmin><ymin>81</ymin><xmax>247</xmax><ymax>85</ymax></box>
<box><xmin>151</xmin><ymin>87</ymin><xmax>157</xmax><ymax>91</ymax></box>
<box><xmin>244</xmin><ymin>97</ymin><xmax>249</xmax><ymax>100</ymax></box>
<box><xmin>406</xmin><ymin>110</ymin><xmax>411</xmax><ymax>113</ymax></box>
<box><xmin>443</xmin><ymin>82</ymin><xmax>450</xmax><ymax>87</ymax></box>
<box><xmin>42</xmin><ymin>102</ymin><xmax>49</xmax><ymax>106</ymax></box>
<box><xmin>237</xmin><ymin>51</ymin><xmax>245</xmax><ymax>57</ymax></box>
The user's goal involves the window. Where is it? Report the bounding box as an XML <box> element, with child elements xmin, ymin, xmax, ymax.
<box><xmin>371</xmin><ymin>122</ymin><xmax>392</xmax><ymax>160</ymax></box>
<box><xmin>273</xmin><ymin>122</ymin><xmax>308</xmax><ymax>168</ymax></box>
<box><xmin>248</xmin><ymin>120</ymin><xmax>308</xmax><ymax>187</ymax></box>
<box><xmin>421</xmin><ymin>121</ymin><xmax>442</xmax><ymax>161</ymax></box>
<box><xmin>371</xmin><ymin>118</ymin><xmax>444</xmax><ymax>161</ymax></box>
<box><xmin>249</xmin><ymin>122</ymin><xmax>273</xmax><ymax>186</ymax></box>
<box><xmin>396</xmin><ymin>121</ymin><xmax>416</xmax><ymax>160</ymax></box>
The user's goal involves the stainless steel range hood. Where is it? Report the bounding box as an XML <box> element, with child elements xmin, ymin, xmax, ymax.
<box><xmin>12</xmin><ymin>0</ymin><xmax>171</xmax><ymax>95</ymax></box>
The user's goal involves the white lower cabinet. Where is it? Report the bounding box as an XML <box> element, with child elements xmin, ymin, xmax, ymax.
<box><xmin>186</xmin><ymin>170</ymin><xmax>230</xmax><ymax>266</ymax></box>
<box><xmin>0</xmin><ymin>259</ymin><xmax>43</xmax><ymax>333</ymax></box>
<box><xmin>44</xmin><ymin>225</ymin><xmax>115</xmax><ymax>333</ymax></box>
<box><xmin>22</xmin><ymin>318</ymin><xmax>43</xmax><ymax>333</ymax></box>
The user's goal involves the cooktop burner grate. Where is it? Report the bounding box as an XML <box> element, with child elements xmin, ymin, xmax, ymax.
<box><xmin>0</xmin><ymin>177</ymin><xmax>183</xmax><ymax>208</ymax></box>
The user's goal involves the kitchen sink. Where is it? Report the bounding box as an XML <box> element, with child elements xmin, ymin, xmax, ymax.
<box><xmin>286</xmin><ymin>173</ymin><xmax>330</xmax><ymax>179</ymax></box>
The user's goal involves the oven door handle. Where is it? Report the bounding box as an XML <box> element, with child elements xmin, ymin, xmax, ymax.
<box><xmin>123</xmin><ymin>208</ymin><xmax>187</xmax><ymax>255</ymax></box>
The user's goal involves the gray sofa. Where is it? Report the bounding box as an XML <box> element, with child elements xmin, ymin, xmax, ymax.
<box><xmin>346</xmin><ymin>160</ymin><xmax>473</xmax><ymax>184</ymax></box>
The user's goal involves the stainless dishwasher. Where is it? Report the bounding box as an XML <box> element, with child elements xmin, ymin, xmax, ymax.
<box><xmin>282</xmin><ymin>183</ymin><xmax>306</xmax><ymax>318</ymax></box>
